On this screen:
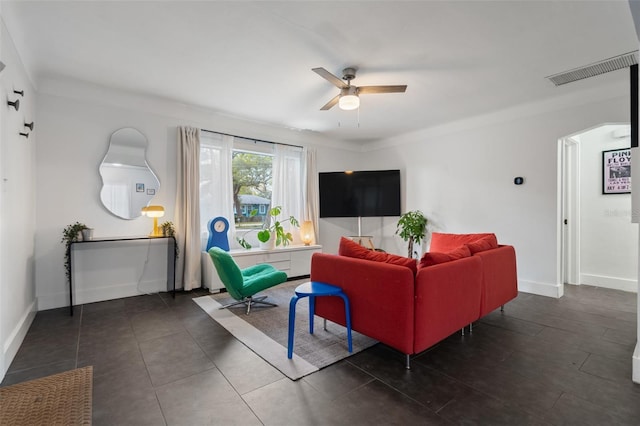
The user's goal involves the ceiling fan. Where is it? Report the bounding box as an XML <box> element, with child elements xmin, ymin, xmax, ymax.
<box><xmin>312</xmin><ymin>67</ymin><xmax>407</xmax><ymax>111</ymax></box>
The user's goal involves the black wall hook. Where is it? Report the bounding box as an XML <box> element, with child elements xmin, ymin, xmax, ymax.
<box><xmin>13</xmin><ymin>90</ymin><xmax>24</xmax><ymax>97</ymax></box>
<box><xmin>7</xmin><ymin>98</ymin><xmax>19</xmax><ymax>111</ymax></box>
<box><xmin>24</xmin><ymin>122</ymin><xmax>34</xmax><ymax>131</ymax></box>
<box><xmin>19</xmin><ymin>132</ymin><xmax>29</xmax><ymax>138</ymax></box>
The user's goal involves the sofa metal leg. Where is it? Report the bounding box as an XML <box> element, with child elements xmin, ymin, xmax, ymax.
<box><xmin>469</xmin><ymin>322</ymin><xmax>473</xmax><ymax>333</ymax></box>
<box><xmin>405</xmin><ymin>354</ymin><xmax>411</xmax><ymax>370</ymax></box>
<box><xmin>323</xmin><ymin>318</ymin><xmax>327</xmax><ymax>331</ymax></box>
<box><xmin>501</xmin><ymin>305</ymin><xmax>505</xmax><ymax>312</ymax></box>
<box><xmin>461</xmin><ymin>327</ymin><xmax>464</xmax><ymax>336</ymax></box>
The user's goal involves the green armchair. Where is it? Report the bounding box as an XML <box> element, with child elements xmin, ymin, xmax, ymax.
<box><xmin>208</xmin><ymin>247</ymin><xmax>288</xmax><ymax>314</ymax></box>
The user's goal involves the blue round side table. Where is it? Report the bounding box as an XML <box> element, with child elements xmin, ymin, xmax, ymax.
<box><xmin>287</xmin><ymin>281</ymin><xmax>353</xmax><ymax>359</ymax></box>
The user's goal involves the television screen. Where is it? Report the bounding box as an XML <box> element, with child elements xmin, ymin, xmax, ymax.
<box><xmin>319</xmin><ymin>170</ymin><xmax>401</xmax><ymax>218</ymax></box>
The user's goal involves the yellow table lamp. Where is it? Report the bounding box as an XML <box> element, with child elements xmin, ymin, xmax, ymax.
<box><xmin>142</xmin><ymin>205</ymin><xmax>165</xmax><ymax>237</ymax></box>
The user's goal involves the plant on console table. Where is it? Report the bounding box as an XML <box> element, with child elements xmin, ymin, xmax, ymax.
<box><xmin>396</xmin><ymin>210</ymin><xmax>427</xmax><ymax>259</ymax></box>
<box><xmin>61</xmin><ymin>221</ymin><xmax>89</xmax><ymax>284</ymax></box>
<box><xmin>237</xmin><ymin>206</ymin><xmax>299</xmax><ymax>249</ymax></box>
<box><xmin>160</xmin><ymin>221</ymin><xmax>179</xmax><ymax>259</ymax></box>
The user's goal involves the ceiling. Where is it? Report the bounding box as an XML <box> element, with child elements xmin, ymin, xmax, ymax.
<box><xmin>2</xmin><ymin>1</ymin><xmax>638</xmax><ymax>144</ymax></box>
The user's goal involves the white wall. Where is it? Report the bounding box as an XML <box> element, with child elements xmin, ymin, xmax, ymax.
<box><xmin>0</xmin><ymin>20</ymin><xmax>37</xmax><ymax>380</ymax></box>
<box><xmin>34</xmin><ymin>77</ymin><xmax>365</xmax><ymax>310</ymax></box>
<box><xmin>579</xmin><ymin>124</ymin><xmax>637</xmax><ymax>292</ymax></box>
<box><xmin>362</xmin><ymin>80</ymin><xmax>630</xmax><ymax>298</ymax></box>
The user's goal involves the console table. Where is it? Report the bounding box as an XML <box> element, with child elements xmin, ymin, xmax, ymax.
<box><xmin>68</xmin><ymin>236</ymin><xmax>176</xmax><ymax>315</ymax></box>
<box><xmin>201</xmin><ymin>244</ymin><xmax>322</xmax><ymax>292</ymax></box>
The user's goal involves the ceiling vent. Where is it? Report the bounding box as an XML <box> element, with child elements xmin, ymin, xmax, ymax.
<box><xmin>546</xmin><ymin>51</ymin><xmax>638</xmax><ymax>86</ymax></box>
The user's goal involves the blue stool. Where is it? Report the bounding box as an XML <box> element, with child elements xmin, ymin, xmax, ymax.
<box><xmin>287</xmin><ymin>281</ymin><xmax>352</xmax><ymax>359</ymax></box>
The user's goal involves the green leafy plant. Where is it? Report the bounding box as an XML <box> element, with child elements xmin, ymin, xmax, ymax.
<box><xmin>160</xmin><ymin>221</ymin><xmax>175</xmax><ymax>237</ymax></box>
<box><xmin>61</xmin><ymin>222</ymin><xmax>89</xmax><ymax>283</ymax></box>
<box><xmin>160</xmin><ymin>221</ymin><xmax>179</xmax><ymax>259</ymax></box>
<box><xmin>396</xmin><ymin>210</ymin><xmax>427</xmax><ymax>258</ymax></box>
<box><xmin>237</xmin><ymin>206</ymin><xmax>299</xmax><ymax>249</ymax></box>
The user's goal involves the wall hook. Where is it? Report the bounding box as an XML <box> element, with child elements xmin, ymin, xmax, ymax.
<box><xmin>13</xmin><ymin>90</ymin><xmax>24</xmax><ymax>97</ymax></box>
<box><xmin>7</xmin><ymin>98</ymin><xmax>19</xmax><ymax>111</ymax></box>
<box><xmin>19</xmin><ymin>132</ymin><xmax>29</xmax><ymax>138</ymax></box>
<box><xmin>24</xmin><ymin>122</ymin><xmax>34</xmax><ymax>131</ymax></box>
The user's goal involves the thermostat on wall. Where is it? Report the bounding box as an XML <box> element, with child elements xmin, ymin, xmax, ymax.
<box><xmin>514</xmin><ymin>177</ymin><xmax>524</xmax><ymax>185</ymax></box>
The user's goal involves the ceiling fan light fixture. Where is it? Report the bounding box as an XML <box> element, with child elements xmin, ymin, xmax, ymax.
<box><xmin>339</xmin><ymin>86</ymin><xmax>360</xmax><ymax>110</ymax></box>
<box><xmin>339</xmin><ymin>94</ymin><xmax>359</xmax><ymax>110</ymax></box>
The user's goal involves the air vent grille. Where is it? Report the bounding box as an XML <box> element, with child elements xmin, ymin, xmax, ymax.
<box><xmin>546</xmin><ymin>51</ymin><xmax>638</xmax><ymax>86</ymax></box>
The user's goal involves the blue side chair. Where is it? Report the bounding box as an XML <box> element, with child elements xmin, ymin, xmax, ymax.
<box><xmin>208</xmin><ymin>247</ymin><xmax>287</xmax><ymax>314</ymax></box>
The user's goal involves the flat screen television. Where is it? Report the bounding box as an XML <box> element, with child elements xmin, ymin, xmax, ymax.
<box><xmin>319</xmin><ymin>170</ymin><xmax>401</xmax><ymax>218</ymax></box>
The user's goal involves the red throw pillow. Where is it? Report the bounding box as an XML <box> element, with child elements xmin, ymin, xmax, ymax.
<box><xmin>466</xmin><ymin>235</ymin><xmax>498</xmax><ymax>254</ymax></box>
<box><xmin>338</xmin><ymin>237</ymin><xmax>417</xmax><ymax>275</ymax></box>
<box><xmin>419</xmin><ymin>245</ymin><xmax>471</xmax><ymax>268</ymax></box>
<box><xmin>429</xmin><ymin>232</ymin><xmax>496</xmax><ymax>252</ymax></box>
<box><xmin>339</xmin><ymin>236</ymin><xmax>372</xmax><ymax>258</ymax></box>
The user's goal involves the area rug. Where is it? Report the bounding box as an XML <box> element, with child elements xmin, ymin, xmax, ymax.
<box><xmin>0</xmin><ymin>366</ymin><xmax>93</xmax><ymax>425</ymax></box>
<box><xmin>194</xmin><ymin>279</ymin><xmax>377</xmax><ymax>380</ymax></box>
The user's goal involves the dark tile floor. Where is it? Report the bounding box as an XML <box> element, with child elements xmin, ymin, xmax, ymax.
<box><xmin>2</xmin><ymin>284</ymin><xmax>639</xmax><ymax>425</ymax></box>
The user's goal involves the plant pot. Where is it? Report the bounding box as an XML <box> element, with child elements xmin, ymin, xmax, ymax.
<box><xmin>82</xmin><ymin>228</ymin><xmax>94</xmax><ymax>241</ymax></box>
<box><xmin>259</xmin><ymin>235</ymin><xmax>276</xmax><ymax>250</ymax></box>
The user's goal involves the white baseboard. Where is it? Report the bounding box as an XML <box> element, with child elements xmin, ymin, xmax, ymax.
<box><xmin>37</xmin><ymin>290</ymin><xmax>72</xmax><ymax>311</ymax></box>
<box><xmin>633</xmin><ymin>342</ymin><xmax>640</xmax><ymax>384</ymax></box>
<box><xmin>2</xmin><ymin>300</ymin><xmax>37</xmax><ymax>380</ymax></box>
<box><xmin>38</xmin><ymin>279</ymin><xmax>168</xmax><ymax>310</ymax></box>
<box><xmin>580</xmin><ymin>274</ymin><xmax>637</xmax><ymax>293</ymax></box>
<box><xmin>518</xmin><ymin>280</ymin><xmax>563</xmax><ymax>298</ymax></box>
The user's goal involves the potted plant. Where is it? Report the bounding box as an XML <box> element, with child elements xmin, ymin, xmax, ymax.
<box><xmin>61</xmin><ymin>221</ymin><xmax>89</xmax><ymax>284</ymax></box>
<box><xmin>160</xmin><ymin>221</ymin><xmax>175</xmax><ymax>237</ymax></box>
<box><xmin>160</xmin><ymin>221</ymin><xmax>179</xmax><ymax>259</ymax></box>
<box><xmin>237</xmin><ymin>206</ymin><xmax>299</xmax><ymax>249</ymax></box>
<box><xmin>396</xmin><ymin>210</ymin><xmax>427</xmax><ymax>258</ymax></box>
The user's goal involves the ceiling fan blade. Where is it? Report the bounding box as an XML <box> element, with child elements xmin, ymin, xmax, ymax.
<box><xmin>312</xmin><ymin>67</ymin><xmax>347</xmax><ymax>89</ymax></box>
<box><xmin>320</xmin><ymin>94</ymin><xmax>340</xmax><ymax>110</ymax></box>
<box><xmin>357</xmin><ymin>85</ymin><xmax>407</xmax><ymax>94</ymax></box>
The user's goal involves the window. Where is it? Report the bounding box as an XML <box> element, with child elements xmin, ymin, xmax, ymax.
<box><xmin>232</xmin><ymin>149</ymin><xmax>273</xmax><ymax>230</ymax></box>
<box><xmin>199</xmin><ymin>131</ymin><xmax>305</xmax><ymax>248</ymax></box>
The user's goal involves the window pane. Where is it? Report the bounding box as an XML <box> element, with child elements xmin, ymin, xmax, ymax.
<box><xmin>233</xmin><ymin>151</ymin><xmax>273</xmax><ymax>230</ymax></box>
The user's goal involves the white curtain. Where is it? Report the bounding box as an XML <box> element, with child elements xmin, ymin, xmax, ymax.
<box><xmin>175</xmin><ymin>126</ymin><xmax>201</xmax><ymax>290</ymax></box>
<box><xmin>199</xmin><ymin>133</ymin><xmax>235</xmax><ymax>247</ymax></box>
<box><xmin>303</xmin><ymin>148</ymin><xmax>319</xmax><ymax>244</ymax></box>
<box><xmin>272</xmin><ymin>144</ymin><xmax>304</xmax><ymax>243</ymax></box>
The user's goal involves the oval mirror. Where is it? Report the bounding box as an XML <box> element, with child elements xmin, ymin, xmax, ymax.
<box><xmin>99</xmin><ymin>128</ymin><xmax>160</xmax><ymax>219</ymax></box>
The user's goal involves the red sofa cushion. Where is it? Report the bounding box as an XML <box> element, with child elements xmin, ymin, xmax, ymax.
<box><xmin>339</xmin><ymin>237</ymin><xmax>417</xmax><ymax>275</ymax></box>
<box><xmin>466</xmin><ymin>235</ymin><xmax>499</xmax><ymax>254</ymax></box>
<box><xmin>418</xmin><ymin>245</ymin><xmax>471</xmax><ymax>268</ymax></box>
<box><xmin>430</xmin><ymin>232</ymin><xmax>497</xmax><ymax>252</ymax></box>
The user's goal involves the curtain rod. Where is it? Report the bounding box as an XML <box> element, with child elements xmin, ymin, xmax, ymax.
<box><xmin>200</xmin><ymin>128</ymin><xmax>303</xmax><ymax>149</ymax></box>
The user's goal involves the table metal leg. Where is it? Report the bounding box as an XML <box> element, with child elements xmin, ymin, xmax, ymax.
<box><xmin>287</xmin><ymin>295</ymin><xmax>299</xmax><ymax>359</ymax></box>
<box><xmin>68</xmin><ymin>246</ymin><xmax>74</xmax><ymax>316</ymax></box>
<box><xmin>339</xmin><ymin>293</ymin><xmax>352</xmax><ymax>353</ymax></box>
<box><xmin>168</xmin><ymin>237</ymin><xmax>176</xmax><ymax>298</ymax></box>
<box><xmin>309</xmin><ymin>295</ymin><xmax>315</xmax><ymax>334</ymax></box>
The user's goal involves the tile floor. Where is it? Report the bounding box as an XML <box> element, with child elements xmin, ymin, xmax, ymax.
<box><xmin>2</xmin><ymin>284</ymin><xmax>640</xmax><ymax>425</ymax></box>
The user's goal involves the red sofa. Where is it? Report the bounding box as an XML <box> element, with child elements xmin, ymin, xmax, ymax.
<box><xmin>309</xmin><ymin>234</ymin><xmax>517</xmax><ymax>368</ymax></box>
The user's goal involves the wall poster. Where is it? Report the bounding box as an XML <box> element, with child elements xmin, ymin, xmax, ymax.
<box><xmin>602</xmin><ymin>148</ymin><xmax>631</xmax><ymax>194</ymax></box>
